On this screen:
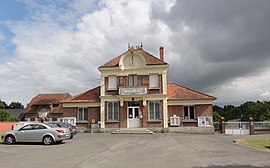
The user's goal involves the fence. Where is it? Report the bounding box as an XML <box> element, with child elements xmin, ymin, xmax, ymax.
<box><xmin>225</xmin><ymin>122</ymin><xmax>250</xmax><ymax>135</ymax></box>
<box><xmin>254</xmin><ymin>121</ymin><xmax>270</xmax><ymax>134</ymax></box>
<box><xmin>213</xmin><ymin>122</ymin><xmax>221</xmax><ymax>131</ymax></box>
<box><xmin>214</xmin><ymin>120</ymin><xmax>270</xmax><ymax>135</ymax></box>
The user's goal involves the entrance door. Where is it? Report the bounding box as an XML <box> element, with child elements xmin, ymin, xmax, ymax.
<box><xmin>128</xmin><ymin>107</ymin><xmax>140</xmax><ymax>128</ymax></box>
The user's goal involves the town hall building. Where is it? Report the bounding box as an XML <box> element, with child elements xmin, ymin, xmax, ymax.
<box><xmin>24</xmin><ymin>45</ymin><xmax>216</xmax><ymax>133</ymax></box>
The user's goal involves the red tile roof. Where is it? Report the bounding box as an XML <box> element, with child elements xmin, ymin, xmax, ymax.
<box><xmin>63</xmin><ymin>86</ymin><xmax>100</xmax><ymax>103</ymax></box>
<box><xmin>24</xmin><ymin>93</ymin><xmax>72</xmax><ymax>114</ymax></box>
<box><xmin>167</xmin><ymin>83</ymin><xmax>216</xmax><ymax>100</ymax></box>
<box><xmin>100</xmin><ymin>48</ymin><xmax>167</xmax><ymax>68</ymax></box>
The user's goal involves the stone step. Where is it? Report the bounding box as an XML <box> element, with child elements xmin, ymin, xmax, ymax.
<box><xmin>111</xmin><ymin>128</ymin><xmax>154</xmax><ymax>134</ymax></box>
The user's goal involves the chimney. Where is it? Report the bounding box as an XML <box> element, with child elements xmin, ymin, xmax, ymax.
<box><xmin>159</xmin><ymin>46</ymin><xmax>164</xmax><ymax>61</ymax></box>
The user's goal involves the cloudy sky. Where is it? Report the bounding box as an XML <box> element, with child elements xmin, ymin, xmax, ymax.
<box><xmin>0</xmin><ymin>0</ymin><xmax>270</xmax><ymax>106</ymax></box>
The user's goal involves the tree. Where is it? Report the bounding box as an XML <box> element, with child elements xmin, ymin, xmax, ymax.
<box><xmin>7</xmin><ymin>101</ymin><xmax>24</xmax><ymax>109</ymax></box>
<box><xmin>213</xmin><ymin>111</ymin><xmax>222</xmax><ymax>122</ymax></box>
<box><xmin>0</xmin><ymin>99</ymin><xmax>7</xmax><ymax>109</ymax></box>
<box><xmin>0</xmin><ymin>109</ymin><xmax>19</xmax><ymax>122</ymax></box>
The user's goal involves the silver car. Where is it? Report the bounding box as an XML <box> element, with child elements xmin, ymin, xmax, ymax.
<box><xmin>1</xmin><ymin>123</ymin><xmax>70</xmax><ymax>145</ymax></box>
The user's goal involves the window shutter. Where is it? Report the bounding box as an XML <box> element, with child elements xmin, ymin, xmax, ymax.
<box><xmin>149</xmin><ymin>74</ymin><xmax>158</xmax><ymax>88</ymax></box>
<box><xmin>108</xmin><ymin>76</ymin><xmax>117</xmax><ymax>89</ymax></box>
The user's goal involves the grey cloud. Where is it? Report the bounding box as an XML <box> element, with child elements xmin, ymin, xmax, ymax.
<box><xmin>152</xmin><ymin>0</ymin><xmax>270</xmax><ymax>95</ymax></box>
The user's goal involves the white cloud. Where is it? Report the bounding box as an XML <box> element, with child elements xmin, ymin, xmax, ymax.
<box><xmin>211</xmin><ymin>68</ymin><xmax>270</xmax><ymax>105</ymax></box>
<box><xmin>0</xmin><ymin>0</ymin><xmax>173</xmax><ymax>105</ymax></box>
<box><xmin>0</xmin><ymin>0</ymin><xmax>270</xmax><ymax>107</ymax></box>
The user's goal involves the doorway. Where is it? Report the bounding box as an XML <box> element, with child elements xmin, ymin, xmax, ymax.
<box><xmin>127</xmin><ymin>106</ymin><xmax>140</xmax><ymax>128</ymax></box>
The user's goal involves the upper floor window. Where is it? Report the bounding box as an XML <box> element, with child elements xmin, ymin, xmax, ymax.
<box><xmin>129</xmin><ymin>75</ymin><xmax>137</xmax><ymax>86</ymax></box>
<box><xmin>78</xmin><ymin>108</ymin><xmax>88</xmax><ymax>121</ymax></box>
<box><xmin>108</xmin><ymin>76</ymin><xmax>117</xmax><ymax>90</ymax></box>
<box><xmin>149</xmin><ymin>74</ymin><xmax>159</xmax><ymax>88</ymax></box>
<box><xmin>183</xmin><ymin>106</ymin><xmax>195</xmax><ymax>120</ymax></box>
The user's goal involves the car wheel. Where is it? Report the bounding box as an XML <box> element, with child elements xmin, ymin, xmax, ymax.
<box><xmin>43</xmin><ymin>136</ymin><xmax>54</xmax><ymax>145</ymax></box>
<box><xmin>5</xmin><ymin>135</ymin><xmax>15</xmax><ymax>144</ymax></box>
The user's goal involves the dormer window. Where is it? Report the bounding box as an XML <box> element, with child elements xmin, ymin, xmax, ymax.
<box><xmin>108</xmin><ymin>76</ymin><xmax>117</xmax><ymax>90</ymax></box>
<box><xmin>39</xmin><ymin>108</ymin><xmax>48</xmax><ymax>118</ymax></box>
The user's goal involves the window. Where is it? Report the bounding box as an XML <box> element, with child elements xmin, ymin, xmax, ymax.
<box><xmin>108</xmin><ymin>76</ymin><xmax>117</xmax><ymax>89</ymax></box>
<box><xmin>52</xmin><ymin>117</ymin><xmax>57</xmax><ymax>121</ymax></box>
<box><xmin>30</xmin><ymin>118</ymin><xmax>35</xmax><ymax>122</ymax></box>
<box><xmin>183</xmin><ymin>106</ymin><xmax>195</xmax><ymax>120</ymax></box>
<box><xmin>149</xmin><ymin>74</ymin><xmax>159</xmax><ymax>88</ymax></box>
<box><xmin>107</xmin><ymin>102</ymin><xmax>119</xmax><ymax>121</ymax></box>
<box><xmin>129</xmin><ymin>75</ymin><xmax>137</xmax><ymax>86</ymax></box>
<box><xmin>78</xmin><ymin>108</ymin><xmax>88</xmax><ymax>121</ymax></box>
<box><xmin>149</xmin><ymin>101</ymin><xmax>160</xmax><ymax>120</ymax></box>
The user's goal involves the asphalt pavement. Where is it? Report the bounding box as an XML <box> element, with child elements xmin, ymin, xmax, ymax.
<box><xmin>0</xmin><ymin>133</ymin><xmax>270</xmax><ymax>168</ymax></box>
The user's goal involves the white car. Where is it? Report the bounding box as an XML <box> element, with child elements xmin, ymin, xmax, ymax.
<box><xmin>1</xmin><ymin>123</ymin><xmax>71</xmax><ymax>145</ymax></box>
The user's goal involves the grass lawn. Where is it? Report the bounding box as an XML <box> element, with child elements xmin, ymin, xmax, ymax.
<box><xmin>237</xmin><ymin>139</ymin><xmax>270</xmax><ymax>152</ymax></box>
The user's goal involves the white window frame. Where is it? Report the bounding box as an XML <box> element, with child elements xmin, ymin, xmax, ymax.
<box><xmin>107</xmin><ymin>101</ymin><xmax>119</xmax><ymax>121</ymax></box>
<box><xmin>183</xmin><ymin>106</ymin><xmax>196</xmax><ymax>120</ymax></box>
<box><xmin>108</xmin><ymin>75</ymin><xmax>117</xmax><ymax>90</ymax></box>
<box><xmin>148</xmin><ymin>100</ymin><xmax>161</xmax><ymax>121</ymax></box>
<box><xmin>149</xmin><ymin>74</ymin><xmax>159</xmax><ymax>88</ymax></box>
<box><xmin>129</xmin><ymin>74</ymin><xmax>138</xmax><ymax>86</ymax></box>
<box><xmin>198</xmin><ymin>117</ymin><xmax>213</xmax><ymax>127</ymax></box>
<box><xmin>77</xmin><ymin>108</ymin><xmax>88</xmax><ymax>121</ymax></box>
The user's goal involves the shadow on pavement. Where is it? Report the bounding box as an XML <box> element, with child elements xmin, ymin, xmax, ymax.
<box><xmin>194</xmin><ymin>165</ymin><xmax>270</xmax><ymax>168</ymax></box>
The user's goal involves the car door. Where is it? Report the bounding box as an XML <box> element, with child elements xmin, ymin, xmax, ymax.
<box><xmin>15</xmin><ymin>124</ymin><xmax>35</xmax><ymax>142</ymax></box>
<box><xmin>33</xmin><ymin>124</ymin><xmax>48</xmax><ymax>142</ymax></box>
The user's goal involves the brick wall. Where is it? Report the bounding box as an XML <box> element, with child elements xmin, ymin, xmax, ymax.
<box><xmin>63</xmin><ymin>107</ymin><xmax>100</xmax><ymax>128</ymax></box>
<box><xmin>142</xmin><ymin>100</ymin><xmax>163</xmax><ymax>128</ymax></box>
<box><xmin>105</xmin><ymin>75</ymin><xmax>163</xmax><ymax>95</ymax></box>
<box><xmin>88</xmin><ymin>107</ymin><xmax>100</xmax><ymax>124</ymax></box>
<box><xmin>195</xmin><ymin>104</ymin><xmax>213</xmax><ymax>117</ymax></box>
<box><xmin>168</xmin><ymin>104</ymin><xmax>213</xmax><ymax>127</ymax></box>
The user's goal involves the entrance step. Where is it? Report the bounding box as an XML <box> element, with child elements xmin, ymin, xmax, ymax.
<box><xmin>111</xmin><ymin>128</ymin><xmax>154</xmax><ymax>134</ymax></box>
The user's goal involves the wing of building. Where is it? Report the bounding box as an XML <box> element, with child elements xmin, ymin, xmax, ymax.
<box><xmin>25</xmin><ymin>45</ymin><xmax>216</xmax><ymax>133</ymax></box>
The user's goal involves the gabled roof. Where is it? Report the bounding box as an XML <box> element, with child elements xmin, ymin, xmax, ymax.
<box><xmin>99</xmin><ymin>48</ymin><xmax>167</xmax><ymax>68</ymax></box>
<box><xmin>24</xmin><ymin>93</ymin><xmax>72</xmax><ymax>114</ymax></box>
<box><xmin>167</xmin><ymin>83</ymin><xmax>216</xmax><ymax>100</ymax></box>
<box><xmin>62</xmin><ymin>86</ymin><xmax>100</xmax><ymax>103</ymax></box>
<box><xmin>30</xmin><ymin>93</ymin><xmax>72</xmax><ymax>106</ymax></box>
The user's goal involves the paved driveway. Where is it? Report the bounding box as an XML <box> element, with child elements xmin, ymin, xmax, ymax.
<box><xmin>0</xmin><ymin>133</ymin><xmax>270</xmax><ymax>168</ymax></box>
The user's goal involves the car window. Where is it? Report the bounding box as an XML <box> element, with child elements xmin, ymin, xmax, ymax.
<box><xmin>33</xmin><ymin>124</ymin><xmax>47</xmax><ymax>130</ymax></box>
<box><xmin>20</xmin><ymin>124</ymin><xmax>34</xmax><ymax>131</ymax></box>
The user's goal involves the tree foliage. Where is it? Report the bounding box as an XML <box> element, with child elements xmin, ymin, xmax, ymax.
<box><xmin>0</xmin><ymin>109</ymin><xmax>20</xmax><ymax>122</ymax></box>
<box><xmin>214</xmin><ymin>101</ymin><xmax>270</xmax><ymax>121</ymax></box>
<box><xmin>0</xmin><ymin>99</ymin><xmax>24</xmax><ymax>109</ymax></box>
<box><xmin>7</xmin><ymin>101</ymin><xmax>24</xmax><ymax>109</ymax></box>
<box><xmin>0</xmin><ymin>99</ymin><xmax>7</xmax><ymax>109</ymax></box>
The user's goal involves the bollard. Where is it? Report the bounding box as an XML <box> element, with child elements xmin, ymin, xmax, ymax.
<box><xmin>221</xmin><ymin>117</ymin><xmax>225</xmax><ymax>134</ymax></box>
<box><xmin>249</xmin><ymin>117</ymin><xmax>254</xmax><ymax>135</ymax></box>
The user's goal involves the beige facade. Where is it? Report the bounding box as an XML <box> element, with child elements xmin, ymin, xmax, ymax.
<box><xmin>50</xmin><ymin>45</ymin><xmax>217</xmax><ymax>132</ymax></box>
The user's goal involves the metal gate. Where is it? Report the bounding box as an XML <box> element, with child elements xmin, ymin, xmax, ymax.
<box><xmin>225</xmin><ymin>122</ymin><xmax>250</xmax><ymax>135</ymax></box>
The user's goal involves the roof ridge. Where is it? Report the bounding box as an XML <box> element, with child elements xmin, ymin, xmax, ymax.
<box><xmin>168</xmin><ymin>82</ymin><xmax>216</xmax><ymax>99</ymax></box>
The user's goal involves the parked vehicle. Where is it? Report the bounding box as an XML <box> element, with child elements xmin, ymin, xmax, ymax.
<box><xmin>1</xmin><ymin>123</ymin><xmax>70</xmax><ymax>145</ymax></box>
<box><xmin>47</xmin><ymin>122</ymin><xmax>77</xmax><ymax>139</ymax></box>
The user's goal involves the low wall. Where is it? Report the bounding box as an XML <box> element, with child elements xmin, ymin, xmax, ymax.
<box><xmin>0</xmin><ymin>122</ymin><xmax>15</xmax><ymax>132</ymax></box>
<box><xmin>100</xmin><ymin>127</ymin><xmax>214</xmax><ymax>134</ymax></box>
<box><xmin>168</xmin><ymin>126</ymin><xmax>214</xmax><ymax>134</ymax></box>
